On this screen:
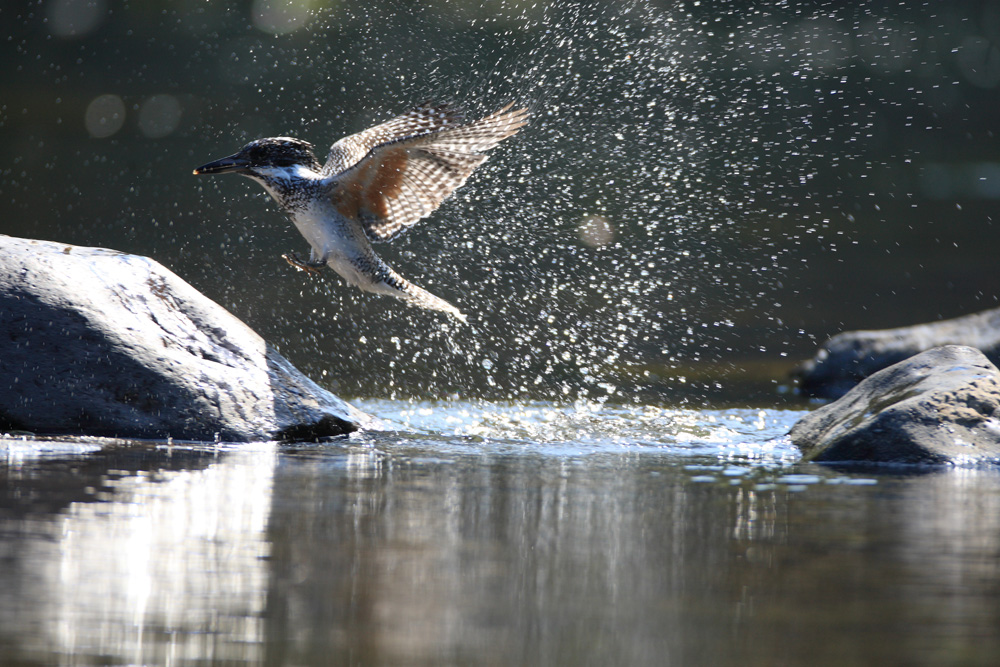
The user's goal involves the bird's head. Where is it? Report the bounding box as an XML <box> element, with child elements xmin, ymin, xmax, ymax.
<box><xmin>193</xmin><ymin>137</ymin><xmax>322</xmax><ymax>179</ymax></box>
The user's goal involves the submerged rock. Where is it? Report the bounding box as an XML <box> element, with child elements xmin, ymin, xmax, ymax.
<box><xmin>790</xmin><ymin>345</ymin><xmax>1000</xmax><ymax>465</ymax></box>
<box><xmin>0</xmin><ymin>235</ymin><xmax>370</xmax><ymax>441</ymax></box>
<box><xmin>793</xmin><ymin>308</ymin><xmax>1000</xmax><ymax>399</ymax></box>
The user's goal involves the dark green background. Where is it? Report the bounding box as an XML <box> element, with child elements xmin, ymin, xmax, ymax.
<box><xmin>4</xmin><ymin>0</ymin><xmax>1000</xmax><ymax>402</ymax></box>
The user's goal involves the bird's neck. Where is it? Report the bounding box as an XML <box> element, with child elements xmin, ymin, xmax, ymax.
<box><xmin>246</xmin><ymin>164</ymin><xmax>326</xmax><ymax>212</ymax></box>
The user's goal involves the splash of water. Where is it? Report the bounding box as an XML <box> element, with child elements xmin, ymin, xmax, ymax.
<box><xmin>209</xmin><ymin>0</ymin><xmax>880</xmax><ymax>403</ymax></box>
<box><xmin>351</xmin><ymin>397</ymin><xmax>802</xmax><ymax>464</ymax></box>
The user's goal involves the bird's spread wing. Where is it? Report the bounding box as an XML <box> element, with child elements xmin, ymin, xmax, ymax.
<box><xmin>325</xmin><ymin>102</ymin><xmax>529</xmax><ymax>243</ymax></box>
<box><xmin>322</xmin><ymin>102</ymin><xmax>465</xmax><ymax>177</ymax></box>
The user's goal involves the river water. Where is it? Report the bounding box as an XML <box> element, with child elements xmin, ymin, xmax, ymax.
<box><xmin>2</xmin><ymin>400</ymin><xmax>999</xmax><ymax>666</ymax></box>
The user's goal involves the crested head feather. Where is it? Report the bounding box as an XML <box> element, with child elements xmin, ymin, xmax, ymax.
<box><xmin>239</xmin><ymin>136</ymin><xmax>321</xmax><ymax>172</ymax></box>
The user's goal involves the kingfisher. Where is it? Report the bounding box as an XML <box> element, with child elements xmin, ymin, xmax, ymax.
<box><xmin>194</xmin><ymin>102</ymin><xmax>529</xmax><ymax>322</ymax></box>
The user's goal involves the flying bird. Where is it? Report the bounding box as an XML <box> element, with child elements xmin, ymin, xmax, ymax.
<box><xmin>194</xmin><ymin>102</ymin><xmax>529</xmax><ymax>322</ymax></box>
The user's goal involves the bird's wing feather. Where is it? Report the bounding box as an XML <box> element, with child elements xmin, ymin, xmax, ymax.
<box><xmin>326</xmin><ymin>103</ymin><xmax>529</xmax><ymax>243</ymax></box>
<box><xmin>322</xmin><ymin>102</ymin><xmax>464</xmax><ymax>177</ymax></box>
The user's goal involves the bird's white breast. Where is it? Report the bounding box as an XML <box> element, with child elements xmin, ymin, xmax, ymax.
<box><xmin>289</xmin><ymin>200</ymin><xmax>344</xmax><ymax>257</ymax></box>
<box><xmin>246</xmin><ymin>164</ymin><xmax>376</xmax><ymax>287</ymax></box>
<box><xmin>289</xmin><ymin>199</ymin><xmax>377</xmax><ymax>289</ymax></box>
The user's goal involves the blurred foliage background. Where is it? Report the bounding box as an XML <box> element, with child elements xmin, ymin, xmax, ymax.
<box><xmin>3</xmin><ymin>0</ymin><xmax>1000</xmax><ymax>403</ymax></box>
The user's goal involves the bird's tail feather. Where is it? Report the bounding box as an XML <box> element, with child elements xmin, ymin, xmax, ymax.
<box><xmin>378</xmin><ymin>269</ymin><xmax>467</xmax><ymax>323</ymax></box>
<box><xmin>398</xmin><ymin>279</ymin><xmax>467</xmax><ymax>323</ymax></box>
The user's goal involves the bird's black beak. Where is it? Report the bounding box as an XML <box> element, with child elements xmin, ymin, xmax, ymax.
<box><xmin>192</xmin><ymin>154</ymin><xmax>249</xmax><ymax>176</ymax></box>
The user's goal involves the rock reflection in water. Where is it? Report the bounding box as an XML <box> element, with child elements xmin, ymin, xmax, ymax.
<box><xmin>0</xmin><ymin>442</ymin><xmax>277</xmax><ymax>666</ymax></box>
<box><xmin>743</xmin><ymin>466</ymin><xmax>1000</xmax><ymax>666</ymax></box>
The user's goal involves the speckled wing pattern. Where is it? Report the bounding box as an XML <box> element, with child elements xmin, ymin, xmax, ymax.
<box><xmin>324</xmin><ymin>102</ymin><xmax>529</xmax><ymax>242</ymax></box>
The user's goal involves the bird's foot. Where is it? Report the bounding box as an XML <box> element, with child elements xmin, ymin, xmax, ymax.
<box><xmin>282</xmin><ymin>252</ymin><xmax>325</xmax><ymax>275</ymax></box>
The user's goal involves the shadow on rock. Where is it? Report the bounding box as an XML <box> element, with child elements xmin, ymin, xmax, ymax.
<box><xmin>790</xmin><ymin>345</ymin><xmax>1000</xmax><ymax>465</ymax></box>
<box><xmin>0</xmin><ymin>235</ymin><xmax>371</xmax><ymax>442</ymax></box>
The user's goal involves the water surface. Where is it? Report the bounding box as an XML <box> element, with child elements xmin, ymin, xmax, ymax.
<box><xmin>2</xmin><ymin>401</ymin><xmax>999</xmax><ymax>666</ymax></box>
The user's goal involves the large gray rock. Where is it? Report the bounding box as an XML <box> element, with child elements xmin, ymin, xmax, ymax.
<box><xmin>794</xmin><ymin>308</ymin><xmax>1000</xmax><ymax>399</ymax></box>
<box><xmin>790</xmin><ymin>345</ymin><xmax>1000</xmax><ymax>464</ymax></box>
<box><xmin>0</xmin><ymin>235</ymin><xmax>371</xmax><ymax>441</ymax></box>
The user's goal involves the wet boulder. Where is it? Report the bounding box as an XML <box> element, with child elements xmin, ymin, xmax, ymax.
<box><xmin>790</xmin><ymin>345</ymin><xmax>1000</xmax><ymax>465</ymax></box>
<box><xmin>794</xmin><ymin>308</ymin><xmax>1000</xmax><ymax>399</ymax></box>
<box><xmin>0</xmin><ymin>235</ymin><xmax>370</xmax><ymax>441</ymax></box>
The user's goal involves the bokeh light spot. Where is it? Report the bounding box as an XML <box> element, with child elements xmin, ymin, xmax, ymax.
<box><xmin>138</xmin><ymin>95</ymin><xmax>182</xmax><ymax>139</ymax></box>
<box><xmin>578</xmin><ymin>215</ymin><xmax>615</xmax><ymax>249</ymax></box>
<box><xmin>956</xmin><ymin>36</ymin><xmax>1000</xmax><ymax>89</ymax></box>
<box><xmin>47</xmin><ymin>0</ymin><xmax>107</xmax><ymax>38</ymax></box>
<box><xmin>84</xmin><ymin>94</ymin><xmax>125</xmax><ymax>138</ymax></box>
<box><xmin>251</xmin><ymin>0</ymin><xmax>315</xmax><ymax>35</ymax></box>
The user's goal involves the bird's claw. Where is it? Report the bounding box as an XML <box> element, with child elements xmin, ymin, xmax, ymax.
<box><xmin>282</xmin><ymin>252</ymin><xmax>325</xmax><ymax>275</ymax></box>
